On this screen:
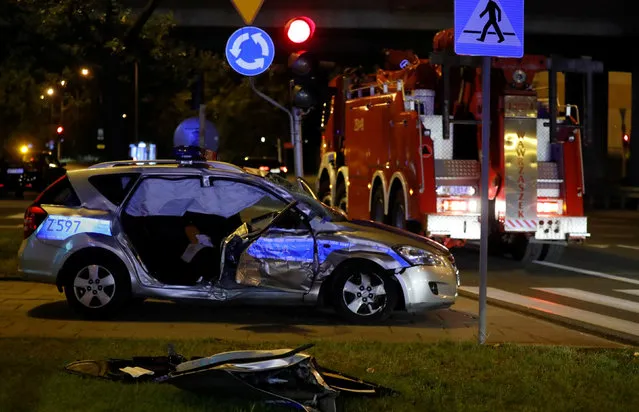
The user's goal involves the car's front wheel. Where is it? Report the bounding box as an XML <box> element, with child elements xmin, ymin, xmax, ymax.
<box><xmin>333</xmin><ymin>263</ymin><xmax>398</xmax><ymax>323</ymax></box>
<box><xmin>63</xmin><ymin>255</ymin><xmax>131</xmax><ymax>319</ymax></box>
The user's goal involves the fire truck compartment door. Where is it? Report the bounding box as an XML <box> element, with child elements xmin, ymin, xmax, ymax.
<box><xmin>503</xmin><ymin>96</ymin><xmax>538</xmax><ymax>223</ymax></box>
<box><xmin>426</xmin><ymin>215</ymin><xmax>480</xmax><ymax>240</ymax></box>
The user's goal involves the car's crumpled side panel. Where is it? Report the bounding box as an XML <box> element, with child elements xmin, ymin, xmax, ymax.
<box><xmin>234</xmin><ymin>224</ymin><xmax>410</xmax><ymax>294</ymax></box>
<box><xmin>235</xmin><ymin>229</ymin><xmax>316</xmax><ymax>291</ymax></box>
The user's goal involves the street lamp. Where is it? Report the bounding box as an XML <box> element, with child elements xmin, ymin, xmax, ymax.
<box><xmin>260</xmin><ymin>136</ymin><xmax>266</xmax><ymax>143</ymax></box>
<box><xmin>122</xmin><ymin>113</ymin><xmax>128</xmax><ymax>119</ymax></box>
<box><xmin>80</xmin><ymin>68</ymin><xmax>90</xmax><ymax>77</ymax></box>
<box><xmin>46</xmin><ymin>88</ymin><xmax>55</xmax><ymax>96</ymax></box>
<box><xmin>60</xmin><ymin>80</ymin><xmax>66</xmax><ymax>87</ymax></box>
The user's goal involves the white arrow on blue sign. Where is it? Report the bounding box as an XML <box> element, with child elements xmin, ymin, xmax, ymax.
<box><xmin>455</xmin><ymin>0</ymin><xmax>524</xmax><ymax>58</ymax></box>
<box><xmin>225</xmin><ymin>26</ymin><xmax>275</xmax><ymax>76</ymax></box>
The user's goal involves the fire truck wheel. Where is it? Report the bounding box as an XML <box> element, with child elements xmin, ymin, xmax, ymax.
<box><xmin>510</xmin><ymin>235</ymin><xmax>543</xmax><ymax>263</ymax></box>
<box><xmin>488</xmin><ymin>232</ymin><xmax>505</xmax><ymax>256</ymax></box>
<box><xmin>390</xmin><ymin>190</ymin><xmax>406</xmax><ymax>230</ymax></box>
<box><xmin>332</xmin><ymin>262</ymin><xmax>398</xmax><ymax>323</ymax></box>
<box><xmin>335</xmin><ymin>185</ymin><xmax>347</xmax><ymax>213</ymax></box>
<box><xmin>538</xmin><ymin>243</ymin><xmax>565</xmax><ymax>263</ymax></box>
<box><xmin>371</xmin><ymin>187</ymin><xmax>385</xmax><ymax>223</ymax></box>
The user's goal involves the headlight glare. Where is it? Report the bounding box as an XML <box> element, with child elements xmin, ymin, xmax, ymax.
<box><xmin>395</xmin><ymin>245</ymin><xmax>443</xmax><ymax>266</ymax></box>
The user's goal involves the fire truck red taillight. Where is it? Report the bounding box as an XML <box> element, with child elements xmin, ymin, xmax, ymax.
<box><xmin>537</xmin><ymin>200</ymin><xmax>562</xmax><ymax>215</ymax></box>
<box><xmin>439</xmin><ymin>199</ymin><xmax>478</xmax><ymax>213</ymax></box>
<box><xmin>24</xmin><ymin>205</ymin><xmax>47</xmax><ymax>239</ymax></box>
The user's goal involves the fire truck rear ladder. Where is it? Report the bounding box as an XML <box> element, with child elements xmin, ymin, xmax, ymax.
<box><xmin>546</xmin><ymin>56</ymin><xmax>604</xmax><ymax>195</ymax></box>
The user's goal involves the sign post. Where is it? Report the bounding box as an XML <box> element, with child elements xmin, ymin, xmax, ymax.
<box><xmin>455</xmin><ymin>0</ymin><xmax>524</xmax><ymax>345</ymax></box>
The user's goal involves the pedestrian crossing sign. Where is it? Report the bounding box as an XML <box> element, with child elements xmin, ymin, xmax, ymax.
<box><xmin>455</xmin><ymin>0</ymin><xmax>524</xmax><ymax>58</ymax></box>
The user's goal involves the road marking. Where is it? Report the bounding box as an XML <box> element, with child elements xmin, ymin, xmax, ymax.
<box><xmin>532</xmin><ymin>261</ymin><xmax>639</xmax><ymax>286</ymax></box>
<box><xmin>0</xmin><ymin>224</ymin><xmax>21</xmax><ymax>229</ymax></box>
<box><xmin>532</xmin><ymin>288</ymin><xmax>639</xmax><ymax>314</ymax></box>
<box><xmin>460</xmin><ymin>286</ymin><xmax>639</xmax><ymax>337</ymax></box>
<box><xmin>598</xmin><ymin>233</ymin><xmax>636</xmax><ymax>238</ymax></box>
<box><xmin>616</xmin><ymin>289</ymin><xmax>639</xmax><ymax>297</ymax></box>
<box><xmin>617</xmin><ymin>244</ymin><xmax>639</xmax><ymax>251</ymax></box>
<box><xmin>4</xmin><ymin>213</ymin><xmax>24</xmax><ymax>219</ymax></box>
<box><xmin>586</xmin><ymin>244</ymin><xmax>609</xmax><ymax>249</ymax></box>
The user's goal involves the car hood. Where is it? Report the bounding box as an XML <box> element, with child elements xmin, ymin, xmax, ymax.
<box><xmin>321</xmin><ymin>219</ymin><xmax>450</xmax><ymax>257</ymax></box>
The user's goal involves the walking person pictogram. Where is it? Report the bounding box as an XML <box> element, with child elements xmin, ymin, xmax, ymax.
<box><xmin>477</xmin><ymin>0</ymin><xmax>505</xmax><ymax>43</ymax></box>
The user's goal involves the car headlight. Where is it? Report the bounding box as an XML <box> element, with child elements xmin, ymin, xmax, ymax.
<box><xmin>395</xmin><ymin>245</ymin><xmax>443</xmax><ymax>266</ymax></box>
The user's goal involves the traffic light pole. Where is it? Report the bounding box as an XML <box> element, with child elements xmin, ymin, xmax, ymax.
<box><xmin>292</xmin><ymin>107</ymin><xmax>304</xmax><ymax>177</ymax></box>
<box><xmin>249</xmin><ymin>77</ymin><xmax>304</xmax><ymax>177</ymax></box>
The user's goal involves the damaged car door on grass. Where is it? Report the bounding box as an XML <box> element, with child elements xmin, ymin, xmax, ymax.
<box><xmin>64</xmin><ymin>343</ymin><xmax>397</xmax><ymax>412</ymax></box>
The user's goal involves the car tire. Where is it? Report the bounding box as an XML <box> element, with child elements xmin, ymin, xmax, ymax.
<box><xmin>63</xmin><ymin>254</ymin><xmax>131</xmax><ymax>319</ymax></box>
<box><xmin>370</xmin><ymin>186</ymin><xmax>385</xmax><ymax>223</ymax></box>
<box><xmin>332</xmin><ymin>262</ymin><xmax>398</xmax><ymax>324</ymax></box>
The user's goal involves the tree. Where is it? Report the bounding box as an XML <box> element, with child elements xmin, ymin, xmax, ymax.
<box><xmin>0</xmin><ymin>0</ymin><xmax>293</xmax><ymax>161</ymax></box>
<box><xmin>0</xmin><ymin>0</ymin><xmax>188</xmax><ymax>159</ymax></box>
<box><xmin>197</xmin><ymin>53</ymin><xmax>291</xmax><ymax>161</ymax></box>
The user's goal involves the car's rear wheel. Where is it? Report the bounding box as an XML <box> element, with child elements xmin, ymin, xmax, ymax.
<box><xmin>333</xmin><ymin>263</ymin><xmax>398</xmax><ymax>323</ymax></box>
<box><xmin>63</xmin><ymin>255</ymin><xmax>131</xmax><ymax>319</ymax></box>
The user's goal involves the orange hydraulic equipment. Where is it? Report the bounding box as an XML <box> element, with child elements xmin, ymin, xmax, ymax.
<box><xmin>316</xmin><ymin>28</ymin><xmax>603</xmax><ymax>263</ymax></box>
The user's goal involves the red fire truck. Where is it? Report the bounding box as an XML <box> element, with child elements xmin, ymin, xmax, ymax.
<box><xmin>316</xmin><ymin>28</ymin><xmax>603</xmax><ymax>263</ymax></box>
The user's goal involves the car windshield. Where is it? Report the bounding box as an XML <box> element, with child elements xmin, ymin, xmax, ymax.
<box><xmin>265</xmin><ymin>174</ymin><xmax>347</xmax><ymax>222</ymax></box>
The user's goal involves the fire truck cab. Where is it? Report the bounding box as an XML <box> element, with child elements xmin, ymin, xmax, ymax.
<box><xmin>316</xmin><ymin>29</ymin><xmax>603</xmax><ymax>264</ymax></box>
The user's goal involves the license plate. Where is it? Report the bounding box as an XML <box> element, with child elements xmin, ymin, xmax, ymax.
<box><xmin>269</xmin><ymin>169</ymin><xmax>280</xmax><ymax>173</ymax></box>
<box><xmin>7</xmin><ymin>168</ymin><xmax>23</xmax><ymax>174</ymax></box>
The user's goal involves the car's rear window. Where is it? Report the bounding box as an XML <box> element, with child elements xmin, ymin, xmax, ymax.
<box><xmin>89</xmin><ymin>173</ymin><xmax>140</xmax><ymax>206</ymax></box>
<box><xmin>36</xmin><ymin>175</ymin><xmax>81</xmax><ymax>206</ymax></box>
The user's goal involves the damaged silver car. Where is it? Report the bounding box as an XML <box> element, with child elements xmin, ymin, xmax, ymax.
<box><xmin>18</xmin><ymin>158</ymin><xmax>459</xmax><ymax>323</ymax></box>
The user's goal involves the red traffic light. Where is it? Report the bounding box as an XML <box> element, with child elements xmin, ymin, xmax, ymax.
<box><xmin>56</xmin><ymin>126</ymin><xmax>64</xmax><ymax>134</ymax></box>
<box><xmin>285</xmin><ymin>16</ymin><xmax>315</xmax><ymax>44</ymax></box>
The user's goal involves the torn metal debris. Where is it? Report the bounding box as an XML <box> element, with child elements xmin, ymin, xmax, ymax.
<box><xmin>64</xmin><ymin>344</ymin><xmax>397</xmax><ymax>411</ymax></box>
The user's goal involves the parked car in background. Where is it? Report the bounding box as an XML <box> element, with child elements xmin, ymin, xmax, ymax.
<box><xmin>234</xmin><ymin>156</ymin><xmax>288</xmax><ymax>177</ymax></box>
<box><xmin>0</xmin><ymin>151</ymin><xmax>26</xmax><ymax>198</ymax></box>
<box><xmin>22</xmin><ymin>151</ymin><xmax>66</xmax><ymax>191</ymax></box>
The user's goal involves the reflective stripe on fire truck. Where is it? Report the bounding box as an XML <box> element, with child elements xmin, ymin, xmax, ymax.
<box><xmin>504</xmin><ymin>219</ymin><xmax>537</xmax><ymax>231</ymax></box>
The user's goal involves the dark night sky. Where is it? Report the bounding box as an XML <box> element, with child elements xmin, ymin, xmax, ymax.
<box><xmin>175</xmin><ymin>27</ymin><xmax>632</xmax><ymax>72</ymax></box>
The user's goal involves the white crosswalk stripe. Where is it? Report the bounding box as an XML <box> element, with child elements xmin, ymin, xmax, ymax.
<box><xmin>616</xmin><ymin>289</ymin><xmax>639</xmax><ymax>297</ymax></box>
<box><xmin>460</xmin><ymin>286</ymin><xmax>639</xmax><ymax>338</ymax></box>
<box><xmin>532</xmin><ymin>287</ymin><xmax>639</xmax><ymax>314</ymax></box>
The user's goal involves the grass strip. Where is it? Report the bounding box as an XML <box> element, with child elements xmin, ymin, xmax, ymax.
<box><xmin>0</xmin><ymin>337</ymin><xmax>637</xmax><ymax>412</ymax></box>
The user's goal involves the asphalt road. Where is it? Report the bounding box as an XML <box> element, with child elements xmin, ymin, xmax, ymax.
<box><xmin>2</xmin><ymin>195</ymin><xmax>639</xmax><ymax>343</ymax></box>
<box><xmin>0</xmin><ymin>193</ymin><xmax>36</xmax><ymax>229</ymax></box>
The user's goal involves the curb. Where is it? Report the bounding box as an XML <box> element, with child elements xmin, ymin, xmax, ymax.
<box><xmin>458</xmin><ymin>289</ymin><xmax>639</xmax><ymax>347</ymax></box>
<box><xmin>0</xmin><ymin>276</ymin><xmax>24</xmax><ymax>282</ymax></box>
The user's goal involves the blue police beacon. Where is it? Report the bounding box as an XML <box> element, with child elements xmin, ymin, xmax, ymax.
<box><xmin>173</xmin><ymin>117</ymin><xmax>220</xmax><ymax>162</ymax></box>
